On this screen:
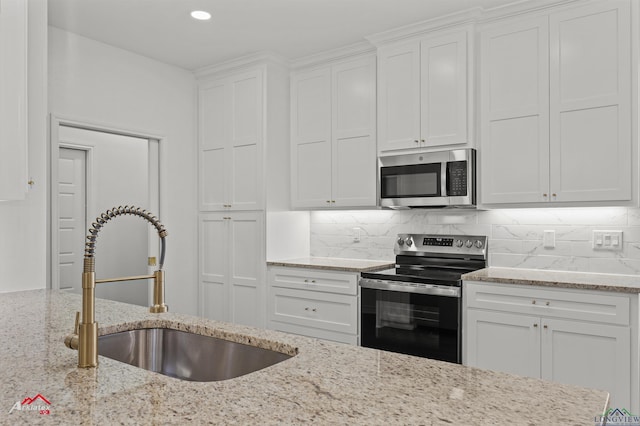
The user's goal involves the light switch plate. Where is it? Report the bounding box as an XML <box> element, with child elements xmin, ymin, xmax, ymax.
<box><xmin>593</xmin><ymin>230</ymin><xmax>623</xmax><ymax>251</ymax></box>
<box><xmin>543</xmin><ymin>230</ymin><xmax>555</xmax><ymax>248</ymax></box>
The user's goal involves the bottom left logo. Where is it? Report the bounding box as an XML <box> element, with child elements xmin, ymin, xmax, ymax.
<box><xmin>9</xmin><ymin>393</ymin><xmax>51</xmax><ymax>415</ymax></box>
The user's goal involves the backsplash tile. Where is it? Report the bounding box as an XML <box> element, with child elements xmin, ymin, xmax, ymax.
<box><xmin>309</xmin><ymin>207</ymin><xmax>640</xmax><ymax>276</ymax></box>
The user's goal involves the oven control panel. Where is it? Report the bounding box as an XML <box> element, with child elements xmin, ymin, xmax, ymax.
<box><xmin>395</xmin><ymin>234</ymin><xmax>487</xmax><ymax>257</ymax></box>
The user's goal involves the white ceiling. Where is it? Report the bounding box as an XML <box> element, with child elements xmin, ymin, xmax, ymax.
<box><xmin>48</xmin><ymin>0</ymin><xmax>528</xmax><ymax>71</ymax></box>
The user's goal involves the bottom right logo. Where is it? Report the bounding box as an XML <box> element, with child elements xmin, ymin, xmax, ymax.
<box><xmin>595</xmin><ymin>408</ymin><xmax>640</xmax><ymax>426</ymax></box>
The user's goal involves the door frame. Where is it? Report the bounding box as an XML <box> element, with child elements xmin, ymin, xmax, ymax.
<box><xmin>49</xmin><ymin>115</ymin><xmax>166</xmax><ymax>306</ymax></box>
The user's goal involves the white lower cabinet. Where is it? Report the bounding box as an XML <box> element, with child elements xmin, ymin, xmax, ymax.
<box><xmin>464</xmin><ymin>281</ymin><xmax>637</xmax><ymax>412</ymax></box>
<box><xmin>199</xmin><ymin>212</ymin><xmax>265</xmax><ymax>328</ymax></box>
<box><xmin>267</xmin><ymin>266</ymin><xmax>359</xmax><ymax>345</ymax></box>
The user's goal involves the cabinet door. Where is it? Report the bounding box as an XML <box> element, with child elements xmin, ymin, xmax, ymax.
<box><xmin>199</xmin><ymin>213</ymin><xmax>229</xmax><ymax>321</ymax></box>
<box><xmin>228</xmin><ymin>70</ymin><xmax>264</xmax><ymax>210</ymax></box>
<box><xmin>549</xmin><ymin>1</ymin><xmax>631</xmax><ymax>202</ymax></box>
<box><xmin>331</xmin><ymin>57</ymin><xmax>377</xmax><ymax>207</ymax></box>
<box><xmin>420</xmin><ymin>31</ymin><xmax>467</xmax><ymax>147</ymax></box>
<box><xmin>466</xmin><ymin>309</ymin><xmax>541</xmax><ymax>378</ymax></box>
<box><xmin>541</xmin><ymin>318</ymin><xmax>631</xmax><ymax>410</ymax></box>
<box><xmin>480</xmin><ymin>17</ymin><xmax>550</xmax><ymax>204</ymax></box>
<box><xmin>199</xmin><ymin>80</ymin><xmax>229</xmax><ymax>211</ymax></box>
<box><xmin>377</xmin><ymin>42</ymin><xmax>421</xmax><ymax>153</ymax></box>
<box><xmin>291</xmin><ymin>68</ymin><xmax>332</xmax><ymax>208</ymax></box>
<box><xmin>0</xmin><ymin>0</ymin><xmax>28</xmax><ymax>201</ymax></box>
<box><xmin>228</xmin><ymin>212</ymin><xmax>265</xmax><ymax>328</ymax></box>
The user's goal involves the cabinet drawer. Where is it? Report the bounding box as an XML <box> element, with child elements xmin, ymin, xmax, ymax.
<box><xmin>268</xmin><ymin>287</ymin><xmax>358</xmax><ymax>335</ymax></box>
<box><xmin>465</xmin><ymin>281</ymin><xmax>630</xmax><ymax>326</ymax></box>
<box><xmin>268</xmin><ymin>267</ymin><xmax>358</xmax><ymax>295</ymax></box>
<box><xmin>269</xmin><ymin>321</ymin><xmax>357</xmax><ymax>345</ymax></box>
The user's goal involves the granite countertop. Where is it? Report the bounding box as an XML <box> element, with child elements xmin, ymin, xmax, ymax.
<box><xmin>1</xmin><ymin>290</ymin><xmax>608</xmax><ymax>425</ymax></box>
<box><xmin>267</xmin><ymin>257</ymin><xmax>394</xmax><ymax>273</ymax></box>
<box><xmin>463</xmin><ymin>267</ymin><xmax>640</xmax><ymax>293</ymax></box>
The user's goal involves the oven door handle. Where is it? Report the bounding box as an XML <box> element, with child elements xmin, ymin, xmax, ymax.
<box><xmin>359</xmin><ymin>278</ymin><xmax>461</xmax><ymax>298</ymax></box>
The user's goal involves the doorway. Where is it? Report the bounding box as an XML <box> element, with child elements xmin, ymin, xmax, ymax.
<box><xmin>51</xmin><ymin>122</ymin><xmax>161</xmax><ymax>307</ymax></box>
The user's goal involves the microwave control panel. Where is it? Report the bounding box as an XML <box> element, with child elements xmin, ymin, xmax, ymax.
<box><xmin>447</xmin><ymin>161</ymin><xmax>467</xmax><ymax>196</ymax></box>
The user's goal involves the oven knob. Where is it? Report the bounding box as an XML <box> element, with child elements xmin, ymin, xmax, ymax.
<box><xmin>405</xmin><ymin>238</ymin><xmax>413</xmax><ymax>247</ymax></box>
<box><xmin>455</xmin><ymin>239</ymin><xmax>463</xmax><ymax>248</ymax></box>
<box><xmin>397</xmin><ymin>238</ymin><xmax>404</xmax><ymax>246</ymax></box>
<box><xmin>475</xmin><ymin>240</ymin><xmax>484</xmax><ymax>248</ymax></box>
<box><xmin>465</xmin><ymin>240</ymin><xmax>473</xmax><ymax>248</ymax></box>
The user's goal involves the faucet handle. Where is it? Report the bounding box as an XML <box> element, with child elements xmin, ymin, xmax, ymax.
<box><xmin>73</xmin><ymin>311</ymin><xmax>80</xmax><ymax>334</ymax></box>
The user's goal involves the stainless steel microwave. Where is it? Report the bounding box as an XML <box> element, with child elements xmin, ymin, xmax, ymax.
<box><xmin>378</xmin><ymin>148</ymin><xmax>476</xmax><ymax>208</ymax></box>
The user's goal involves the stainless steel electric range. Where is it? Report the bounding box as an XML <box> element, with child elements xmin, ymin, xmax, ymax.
<box><xmin>359</xmin><ymin>234</ymin><xmax>488</xmax><ymax>364</ymax></box>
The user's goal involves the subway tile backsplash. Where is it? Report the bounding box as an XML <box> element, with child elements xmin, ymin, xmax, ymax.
<box><xmin>310</xmin><ymin>207</ymin><xmax>640</xmax><ymax>275</ymax></box>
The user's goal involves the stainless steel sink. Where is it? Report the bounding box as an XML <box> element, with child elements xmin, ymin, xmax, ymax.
<box><xmin>98</xmin><ymin>328</ymin><xmax>293</xmax><ymax>381</ymax></box>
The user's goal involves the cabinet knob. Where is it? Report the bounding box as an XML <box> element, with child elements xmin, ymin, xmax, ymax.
<box><xmin>421</xmin><ymin>139</ymin><xmax>425</xmax><ymax>143</ymax></box>
<box><xmin>532</xmin><ymin>300</ymin><xmax>536</xmax><ymax>305</ymax></box>
<box><xmin>552</xmin><ymin>193</ymin><xmax>557</xmax><ymax>197</ymax></box>
<box><xmin>304</xmin><ymin>307</ymin><xmax>309</xmax><ymax>311</ymax></box>
<box><xmin>311</xmin><ymin>280</ymin><xmax>316</xmax><ymax>283</ymax></box>
<box><xmin>326</xmin><ymin>200</ymin><xmax>331</xmax><ymax>204</ymax></box>
<box><xmin>545</xmin><ymin>301</ymin><xmax>550</xmax><ymax>306</ymax></box>
<box><xmin>543</xmin><ymin>194</ymin><xmax>548</xmax><ymax>197</ymax></box>
<box><xmin>533</xmin><ymin>323</ymin><xmax>538</xmax><ymax>328</ymax></box>
<box><xmin>331</xmin><ymin>200</ymin><xmax>336</xmax><ymax>203</ymax></box>
<box><xmin>543</xmin><ymin>324</ymin><xmax>548</xmax><ymax>329</ymax></box>
<box><xmin>312</xmin><ymin>308</ymin><xmax>317</xmax><ymax>312</ymax></box>
<box><xmin>304</xmin><ymin>279</ymin><xmax>308</xmax><ymax>283</ymax></box>
<box><xmin>414</xmin><ymin>140</ymin><xmax>419</xmax><ymax>144</ymax></box>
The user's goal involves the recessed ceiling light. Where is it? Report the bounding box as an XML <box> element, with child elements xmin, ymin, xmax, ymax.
<box><xmin>191</xmin><ymin>10</ymin><xmax>211</xmax><ymax>21</ymax></box>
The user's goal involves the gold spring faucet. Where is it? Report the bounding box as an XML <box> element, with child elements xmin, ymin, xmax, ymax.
<box><xmin>64</xmin><ymin>206</ymin><xmax>168</xmax><ymax>368</ymax></box>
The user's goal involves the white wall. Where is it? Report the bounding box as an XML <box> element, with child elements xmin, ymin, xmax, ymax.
<box><xmin>0</xmin><ymin>0</ymin><xmax>48</xmax><ymax>293</ymax></box>
<box><xmin>48</xmin><ymin>27</ymin><xmax>199</xmax><ymax>315</ymax></box>
<box><xmin>311</xmin><ymin>207</ymin><xmax>640</xmax><ymax>275</ymax></box>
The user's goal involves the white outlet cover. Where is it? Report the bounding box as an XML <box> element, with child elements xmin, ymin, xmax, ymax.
<box><xmin>593</xmin><ymin>230</ymin><xmax>623</xmax><ymax>251</ymax></box>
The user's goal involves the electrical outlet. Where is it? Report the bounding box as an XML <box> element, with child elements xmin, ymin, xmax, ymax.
<box><xmin>353</xmin><ymin>227</ymin><xmax>361</xmax><ymax>243</ymax></box>
<box><xmin>543</xmin><ymin>230</ymin><xmax>555</xmax><ymax>248</ymax></box>
<box><xmin>593</xmin><ymin>230</ymin><xmax>623</xmax><ymax>251</ymax></box>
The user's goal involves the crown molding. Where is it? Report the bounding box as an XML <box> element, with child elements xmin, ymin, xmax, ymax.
<box><xmin>194</xmin><ymin>51</ymin><xmax>289</xmax><ymax>80</ymax></box>
<box><xmin>289</xmin><ymin>41</ymin><xmax>375</xmax><ymax>70</ymax></box>
<box><xmin>477</xmin><ymin>0</ymin><xmax>583</xmax><ymax>24</ymax></box>
<box><xmin>366</xmin><ymin>7</ymin><xmax>482</xmax><ymax>47</ymax></box>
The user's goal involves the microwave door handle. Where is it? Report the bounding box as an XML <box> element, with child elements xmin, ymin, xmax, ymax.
<box><xmin>442</xmin><ymin>162</ymin><xmax>448</xmax><ymax>197</ymax></box>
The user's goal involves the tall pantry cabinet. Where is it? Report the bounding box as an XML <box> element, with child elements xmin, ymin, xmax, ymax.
<box><xmin>196</xmin><ymin>55</ymin><xmax>293</xmax><ymax>328</ymax></box>
<box><xmin>0</xmin><ymin>0</ymin><xmax>28</xmax><ymax>201</ymax></box>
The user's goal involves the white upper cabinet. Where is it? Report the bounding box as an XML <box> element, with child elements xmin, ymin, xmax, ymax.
<box><xmin>0</xmin><ymin>0</ymin><xmax>28</xmax><ymax>201</ymax></box>
<box><xmin>291</xmin><ymin>55</ymin><xmax>376</xmax><ymax>209</ymax></box>
<box><xmin>480</xmin><ymin>0</ymin><xmax>633</xmax><ymax>205</ymax></box>
<box><xmin>549</xmin><ymin>0</ymin><xmax>631</xmax><ymax>203</ymax></box>
<box><xmin>377</xmin><ymin>29</ymin><xmax>470</xmax><ymax>154</ymax></box>
<box><xmin>199</xmin><ymin>69</ymin><xmax>264</xmax><ymax>211</ymax></box>
<box><xmin>480</xmin><ymin>16</ymin><xmax>550</xmax><ymax>204</ymax></box>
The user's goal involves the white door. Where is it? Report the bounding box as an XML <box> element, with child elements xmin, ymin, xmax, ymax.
<box><xmin>480</xmin><ymin>16</ymin><xmax>550</xmax><ymax>204</ymax></box>
<box><xmin>229</xmin><ymin>70</ymin><xmax>263</xmax><ymax>210</ymax></box>
<box><xmin>466</xmin><ymin>309</ymin><xmax>541</xmax><ymax>378</ymax></box>
<box><xmin>55</xmin><ymin>125</ymin><xmax>159</xmax><ymax>307</ymax></box>
<box><xmin>291</xmin><ymin>67</ymin><xmax>332</xmax><ymax>208</ymax></box>
<box><xmin>229</xmin><ymin>212</ymin><xmax>264</xmax><ymax>328</ymax></box>
<box><xmin>541</xmin><ymin>318</ymin><xmax>631</xmax><ymax>410</ymax></box>
<box><xmin>199</xmin><ymin>213</ymin><xmax>229</xmax><ymax>321</ymax></box>
<box><xmin>420</xmin><ymin>31</ymin><xmax>468</xmax><ymax>147</ymax></box>
<box><xmin>377</xmin><ymin>42</ymin><xmax>421</xmax><ymax>153</ymax></box>
<box><xmin>549</xmin><ymin>1</ymin><xmax>631</xmax><ymax>202</ymax></box>
<box><xmin>331</xmin><ymin>56</ymin><xmax>377</xmax><ymax>207</ymax></box>
<box><xmin>57</xmin><ymin>148</ymin><xmax>86</xmax><ymax>292</ymax></box>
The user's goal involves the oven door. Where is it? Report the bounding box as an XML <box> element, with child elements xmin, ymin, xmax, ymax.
<box><xmin>360</xmin><ymin>281</ymin><xmax>461</xmax><ymax>363</ymax></box>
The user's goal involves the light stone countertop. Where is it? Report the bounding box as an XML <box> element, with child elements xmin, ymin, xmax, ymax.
<box><xmin>1</xmin><ymin>289</ymin><xmax>608</xmax><ymax>425</ymax></box>
<box><xmin>463</xmin><ymin>267</ymin><xmax>640</xmax><ymax>293</ymax></box>
<box><xmin>267</xmin><ymin>257</ymin><xmax>394</xmax><ymax>273</ymax></box>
